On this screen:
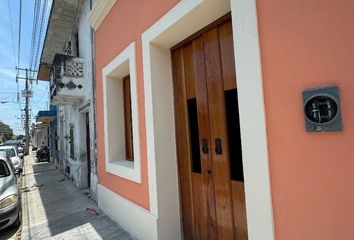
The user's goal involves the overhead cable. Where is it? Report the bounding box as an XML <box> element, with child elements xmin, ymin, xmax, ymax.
<box><xmin>7</xmin><ymin>0</ymin><xmax>17</xmax><ymax>70</ymax></box>
<box><xmin>17</xmin><ymin>0</ymin><xmax>22</xmax><ymax>69</ymax></box>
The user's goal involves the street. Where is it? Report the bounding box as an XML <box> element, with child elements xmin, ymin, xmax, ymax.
<box><xmin>0</xmin><ymin>151</ymin><xmax>134</xmax><ymax>240</ymax></box>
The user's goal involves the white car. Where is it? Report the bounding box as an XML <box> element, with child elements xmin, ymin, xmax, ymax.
<box><xmin>17</xmin><ymin>146</ymin><xmax>24</xmax><ymax>158</ymax></box>
<box><xmin>0</xmin><ymin>146</ymin><xmax>21</xmax><ymax>170</ymax></box>
<box><xmin>0</xmin><ymin>151</ymin><xmax>22</xmax><ymax>230</ymax></box>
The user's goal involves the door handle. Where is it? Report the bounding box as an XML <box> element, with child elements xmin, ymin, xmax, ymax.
<box><xmin>215</xmin><ymin>138</ymin><xmax>222</xmax><ymax>155</ymax></box>
<box><xmin>202</xmin><ymin>138</ymin><xmax>208</xmax><ymax>154</ymax></box>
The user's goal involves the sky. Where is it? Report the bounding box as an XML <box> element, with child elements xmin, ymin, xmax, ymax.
<box><xmin>0</xmin><ymin>0</ymin><xmax>52</xmax><ymax>135</ymax></box>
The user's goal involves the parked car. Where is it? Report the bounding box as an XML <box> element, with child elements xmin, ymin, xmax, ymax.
<box><xmin>0</xmin><ymin>152</ymin><xmax>22</xmax><ymax>230</ymax></box>
<box><xmin>0</xmin><ymin>146</ymin><xmax>21</xmax><ymax>171</ymax></box>
<box><xmin>3</xmin><ymin>140</ymin><xmax>27</xmax><ymax>156</ymax></box>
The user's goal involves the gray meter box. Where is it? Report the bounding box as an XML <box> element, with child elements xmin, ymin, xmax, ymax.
<box><xmin>303</xmin><ymin>85</ymin><xmax>342</xmax><ymax>132</ymax></box>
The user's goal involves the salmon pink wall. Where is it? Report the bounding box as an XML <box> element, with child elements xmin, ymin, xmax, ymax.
<box><xmin>257</xmin><ymin>0</ymin><xmax>354</xmax><ymax>239</ymax></box>
<box><xmin>95</xmin><ymin>0</ymin><xmax>180</xmax><ymax>209</ymax></box>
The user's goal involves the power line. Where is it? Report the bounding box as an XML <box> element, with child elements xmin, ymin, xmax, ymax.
<box><xmin>29</xmin><ymin>0</ymin><xmax>51</xmax><ymax>79</ymax></box>
<box><xmin>0</xmin><ymin>90</ymin><xmax>18</xmax><ymax>94</ymax></box>
<box><xmin>32</xmin><ymin>0</ymin><xmax>49</xmax><ymax>79</ymax></box>
<box><xmin>32</xmin><ymin>84</ymin><xmax>49</xmax><ymax>103</ymax></box>
<box><xmin>7</xmin><ymin>0</ymin><xmax>17</xmax><ymax>69</ymax></box>
<box><xmin>29</xmin><ymin>0</ymin><xmax>40</xmax><ymax>71</ymax></box>
<box><xmin>17</xmin><ymin>0</ymin><xmax>22</xmax><ymax>68</ymax></box>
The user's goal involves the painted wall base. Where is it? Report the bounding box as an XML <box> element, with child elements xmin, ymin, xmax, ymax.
<box><xmin>90</xmin><ymin>173</ymin><xmax>98</xmax><ymax>201</ymax></box>
<box><xmin>98</xmin><ymin>184</ymin><xmax>159</xmax><ymax>240</ymax></box>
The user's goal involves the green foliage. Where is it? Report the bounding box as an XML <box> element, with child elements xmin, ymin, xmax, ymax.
<box><xmin>17</xmin><ymin>134</ymin><xmax>25</xmax><ymax>140</ymax></box>
<box><xmin>0</xmin><ymin>122</ymin><xmax>14</xmax><ymax>141</ymax></box>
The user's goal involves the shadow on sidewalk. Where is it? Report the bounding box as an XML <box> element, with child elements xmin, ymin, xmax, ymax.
<box><xmin>23</xmin><ymin>160</ymin><xmax>132</xmax><ymax>240</ymax></box>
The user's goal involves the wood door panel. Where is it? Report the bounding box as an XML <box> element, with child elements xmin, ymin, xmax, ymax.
<box><xmin>219</xmin><ymin>20</ymin><xmax>237</xmax><ymax>91</ymax></box>
<box><xmin>193</xmin><ymin>36</ymin><xmax>212</xmax><ymax>174</ymax></box>
<box><xmin>173</xmin><ymin>17</ymin><xmax>248</xmax><ymax>240</ymax></box>
<box><xmin>232</xmin><ymin>181</ymin><xmax>248</xmax><ymax>240</ymax></box>
<box><xmin>204</xmin><ymin>27</ymin><xmax>235</xmax><ymax>240</ymax></box>
<box><xmin>172</xmin><ymin>49</ymin><xmax>195</xmax><ymax>239</ymax></box>
<box><xmin>193</xmin><ymin>36</ymin><xmax>218</xmax><ymax>240</ymax></box>
<box><xmin>191</xmin><ymin>173</ymin><xmax>208</xmax><ymax>240</ymax></box>
<box><xmin>183</xmin><ymin>43</ymin><xmax>196</xmax><ymax>100</ymax></box>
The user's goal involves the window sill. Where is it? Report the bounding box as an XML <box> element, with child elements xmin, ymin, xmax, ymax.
<box><xmin>106</xmin><ymin>159</ymin><xmax>141</xmax><ymax>183</ymax></box>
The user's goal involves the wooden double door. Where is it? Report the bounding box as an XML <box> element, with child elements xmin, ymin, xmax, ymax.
<box><xmin>172</xmin><ymin>17</ymin><xmax>248</xmax><ymax>240</ymax></box>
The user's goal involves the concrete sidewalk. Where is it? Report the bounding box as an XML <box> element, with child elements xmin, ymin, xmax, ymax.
<box><xmin>21</xmin><ymin>152</ymin><xmax>134</xmax><ymax>240</ymax></box>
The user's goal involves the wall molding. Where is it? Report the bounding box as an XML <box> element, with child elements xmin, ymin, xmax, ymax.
<box><xmin>88</xmin><ymin>0</ymin><xmax>117</xmax><ymax>30</ymax></box>
<box><xmin>98</xmin><ymin>184</ymin><xmax>158</xmax><ymax>240</ymax></box>
<box><xmin>78</xmin><ymin>101</ymin><xmax>90</xmax><ymax>112</ymax></box>
<box><xmin>102</xmin><ymin>42</ymin><xmax>141</xmax><ymax>183</ymax></box>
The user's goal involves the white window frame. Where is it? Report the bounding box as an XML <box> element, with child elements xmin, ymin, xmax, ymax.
<box><xmin>102</xmin><ymin>42</ymin><xmax>141</xmax><ymax>183</ymax></box>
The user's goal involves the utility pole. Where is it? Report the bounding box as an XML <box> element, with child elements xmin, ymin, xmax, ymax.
<box><xmin>16</xmin><ymin>67</ymin><xmax>37</xmax><ymax>154</ymax></box>
<box><xmin>24</xmin><ymin>69</ymin><xmax>29</xmax><ymax>155</ymax></box>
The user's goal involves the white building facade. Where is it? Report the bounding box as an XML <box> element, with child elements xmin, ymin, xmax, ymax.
<box><xmin>38</xmin><ymin>0</ymin><xmax>98</xmax><ymax>199</ymax></box>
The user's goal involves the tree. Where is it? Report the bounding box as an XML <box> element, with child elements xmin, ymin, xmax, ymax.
<box><xmin>17</xmin><ymin>134</ymin><xmax>25</xmax><ymax>140</ymax></box>
<box><xmin>0</xmin><ymin>122</ymin><xmax>14</xmax><ymax>141</ymax></box>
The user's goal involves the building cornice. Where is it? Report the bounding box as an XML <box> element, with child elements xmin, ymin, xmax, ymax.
<box><xmin>88</xmin><ymin>0</ymin><xmax>117</xmax><ymax>30</ymax></box>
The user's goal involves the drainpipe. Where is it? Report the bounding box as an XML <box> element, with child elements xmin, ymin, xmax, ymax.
<box><xmin>90</xmin><ymin>0</ymin><xmax>97</xmax><ymax>178</ymax></box>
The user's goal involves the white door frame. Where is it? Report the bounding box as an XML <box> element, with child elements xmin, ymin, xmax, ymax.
<box><xmin>142</xmin><ymin>0</ymin><xmax>275</xmax><ymax>239</ymax></box>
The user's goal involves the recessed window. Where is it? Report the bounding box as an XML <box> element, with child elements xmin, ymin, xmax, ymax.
<box><xmin>123</xmin><ymin>75</ymin><xmax>134</xmax><ymax>161</ymax></box>
<box><xmin>102</xmin><ymin>42</ymin><xmax>141</xmax><ymax>183</ymax></box>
